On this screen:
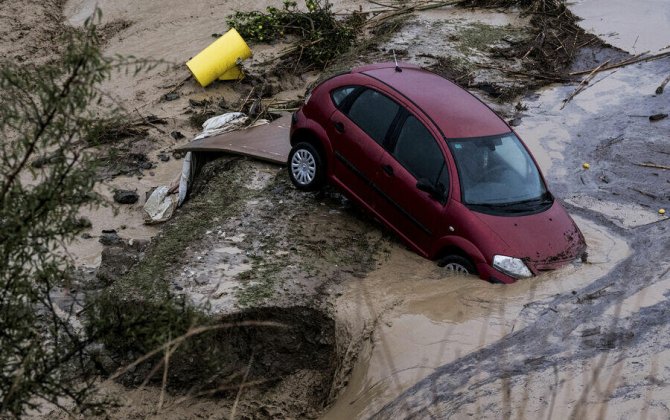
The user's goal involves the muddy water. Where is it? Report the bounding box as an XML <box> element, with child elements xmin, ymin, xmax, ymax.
<box><xmin>326</xmin><ymin>216</ymin><xmax>629</xmax><ymax>419</ymax></box>
<box><xmin>569</xmin><ymin>0</ymin><xmax>670</xmax><ymax>53</ymax></box>
<box><xmin>67</xmin><ymin>154</ymin><xmax>182</xmax><ymax>267</ymax></box>
<box><xmin>514</xmin><ymin>58</ymin><xmax>669</xmax><ymax>225</ymax></box>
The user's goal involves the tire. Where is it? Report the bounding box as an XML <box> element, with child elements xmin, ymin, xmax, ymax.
<box><xmin>437</xmin><ymin>255</ymin><xmax>476</xmax><ymax>276</ymax></box>
<box><xmin>288</xmin><ymin>142</ymin><xmax>325</xmax><ymax>191</ymax></box>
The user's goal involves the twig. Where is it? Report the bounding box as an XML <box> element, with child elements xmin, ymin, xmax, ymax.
<box><xmin>634</xmin><ymin>162</ymin><xmax>670</xmax><ymax>170</ymax></box>
<box><xmin>238</xmin><ymin>87</ymin><xmax>256</xmax><ymax>113</ymax></box>
<box><xmin>569</xmin><ymin>50</ymin><xmax>670</xmax><ymax>76</ymax></box>
<box><xmin>628</xmin><ymin>187</ymin><xmax>657</xmax><ymax>199</ymax></box>
<box><xmin>165</xmin><ymin>73</ymin><xmax>192</xmax><ymax>95</ymax></box>
<box><xmin>368</xmin><ymin>0</ymin><xmax>400</xmax><ymax>9</ymax></box>
<box><xmin>133</xmin><ymin>108</ymin><xmax>167</xmax><ymax>134</ymax></box>
<box><xmin>157</xmin><ymin>335</ymin><xmax>173</xmax><ymax>411</ymax></box>
<box><xmin>475</xmin><ymin>63</ymin><xmax>570</xmax><ymax>82</ymax></box>
<box><xmin>561</xmin><ymin>59</ymin><xmax>610</xmax><ymax>109</ymax></box>
<box><xmin>655</xmin><ymin>74</ymin><xmax>670</xmax><ymax>95</ymax></box>
<box><xmin>230</xmin><ymin>352</ymin><xmax>254</xmax><ymax>420</ymax></box>
<box><xmin>595</xmin><ymin>135</ymin><xmax>624</xmax><ymax>151</ymax></box>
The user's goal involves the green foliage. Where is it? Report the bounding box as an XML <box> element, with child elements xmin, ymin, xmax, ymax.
<box><xmin>0</xmin><ymin>14</ymin><xmax>154</xmax><ymax>416</ymax></box>
<box><xmin>226</xmin><ymin>0</ymin><xmax>366</xmax><ymax>69</ymax></box>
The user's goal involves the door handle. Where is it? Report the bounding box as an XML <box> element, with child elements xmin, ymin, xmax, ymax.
<box><xmin>382</xmin><ymin>164</ymin><xmax>394</xmax><ymax>176</ymax></box>
<box><xmin>333</xmin><ymin>121</ymin><xmax>345</xmax><ymax>133</ymax></box>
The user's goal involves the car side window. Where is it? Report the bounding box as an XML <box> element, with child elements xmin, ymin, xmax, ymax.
<box><xmin>346</xmin><ymin>89</ymin><xmax>400</xmax><ymax>145</ymax></box>
<box><xmin>331</xmin><ymin>86</ymin><xmax>357</xmax><ymax>108</ymax></box>
<box><xmin>393</xmin><ymin>115</ymin><xmax>449</xmax><ymax>192</ymax></box>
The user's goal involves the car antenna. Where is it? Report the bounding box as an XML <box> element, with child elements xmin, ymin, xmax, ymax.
<box><xmin>393</xmin><ymin>50</ymin><xmax>402</xmax><ymax>72</ymax></box>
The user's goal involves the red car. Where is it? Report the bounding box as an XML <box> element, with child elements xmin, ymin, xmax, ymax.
<box><xmin>287</xmin><ymin>62</ymin><xmax>586</xmax><ymax>284</ymax></box>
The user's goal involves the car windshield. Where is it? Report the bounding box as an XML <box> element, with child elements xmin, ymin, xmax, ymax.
<box><xmin>447</xmin><ymin>133</ymin><xmax>550</xmax><ymax>211</ymax></box>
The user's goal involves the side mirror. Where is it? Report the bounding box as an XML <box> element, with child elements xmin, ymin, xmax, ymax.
<box><xmin>416</xmin><ymin>178</ymin><xmax>446</xmax><ymax>203</ymax></box>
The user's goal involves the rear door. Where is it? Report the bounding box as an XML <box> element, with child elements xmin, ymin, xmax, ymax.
<box><xmin>374</xmin><ymin>113</ymin><xmax>451</xmax><ymax>255</ymax></box>
<box><xmin>327</xmin><ymin>87</ymin><xmax>401</xmax><ymax>208</ymax></box>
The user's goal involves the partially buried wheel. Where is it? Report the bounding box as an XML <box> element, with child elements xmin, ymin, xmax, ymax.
<box><xmin>438</xmin><ymin>255</ymin><xmax>476</xmax><ymax>276</ymax></box>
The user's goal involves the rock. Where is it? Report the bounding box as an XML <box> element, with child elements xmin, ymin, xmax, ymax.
<box><xmin>99</xmin><ymin>230</ymin><xmax>123</xmax><ymax>246</ymax></box>
<box><xmin>172</xmin><ymin>151</ymin><xmax>185</xmax><ymax>160</ymax></box>
<box><xmin>75</xmin><ymin>216</ymin><xmax>92</xmax><ymax>229</ymax></box>
<box><xmin>650</xmin><ymin>113</ymin><xmax>668</xmax><ymax>122</ymax></box>
<box><xmin>113</xmin><ymin>189</ymin><xmax>139</xmax><ymax>204</ymax></box>
<box><xmin>163</xmin><ymin>92</ymin><xmax>179</xmax><ymax>101</ymax></box>
<box><xmin>146</xmin><ymin>114</ymin><xmax>167</xmax><ymax>125</ymax></box>
<box><xmin>158</xmin><ymin>153</ymin><xmax>170</xmax><ymax>162</ymax></box>
<box><xmin>96</xmin><ymin>245</ymin><xmax>141</xmax><ymax>285</ymax></box>
<box><xmin>170</xmin><ymin>130</ymin><xmax>185</xmax><ymax>140</ymax></box>
<box><xmin>81</xmin><ymin>233</ymin><xmax>92</xmax><ymax>239</ymax></box>
<box><xmin>189</xmin><ymin>98</ymin><xmax>209</xmax><ymax>107</ymax></box>
<box><xmin>139</xmin><ymin>161</ymin><xmax>153</xmax><ymax>170</ymax></box>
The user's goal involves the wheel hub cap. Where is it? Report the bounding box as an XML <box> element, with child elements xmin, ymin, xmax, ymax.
<box><xmin>291</xmin><ymin>149</ymin><xmax>316</xmax><ymax>185</ymax></box>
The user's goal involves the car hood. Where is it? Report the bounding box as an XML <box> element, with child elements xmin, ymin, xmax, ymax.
<box><xmin>473</xmin><ymin>201</ymin><xmax>586</xmax><ymax>272</ymax></box>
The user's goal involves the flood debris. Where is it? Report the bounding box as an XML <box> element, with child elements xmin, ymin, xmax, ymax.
<box><xmin>186</xmin><ymin>28</ymin><xmax>251</xmax><ymax>87</ymax></box>
<box><xmin>226</xmin><ymin>0</ymin><xmax>366</xmax><ymax>71</ymax></box>
<box><xmin>649</xmin><ymin>113</ymin><xmax>668</xmax><ymax>122</ymax></box>
<box><xmin>170</xmin><ymin>130</ymin><xmax>185</xmax><ymax>140</ymax></box>
<box><xmin>634</xmin><ymin>161</ymin><xmax>670</xmax><ymax>170</ymax></box>
<box><xmin>143</xmin><ymin>185</ymin><xmax>179</xmax><ymax>224</ymax></box>
<box><xmin>194</xmin><ymin>112</ymin><xmax>249</xmax><ymax>140</ymax></box>
<box><xmin>656</xmin><ymin>74</ymin><xmax>670</xmax><ymax>94</ymax></box>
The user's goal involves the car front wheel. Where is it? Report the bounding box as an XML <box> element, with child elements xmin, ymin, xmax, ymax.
<box><xmin>288</xmin><ymin>142</ymin><xmax>325</xmax><ymax>191</ymax></box>
<box><xmin>438</xmin><ymin>255</ymin><xmax>475</xmax><ymax>276</ymax></box>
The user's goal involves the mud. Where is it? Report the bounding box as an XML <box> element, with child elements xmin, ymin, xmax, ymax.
<box><xmin>6</xmin><ymin>0</ymin><xmax>670</xmax><ymax>418</ymax></box>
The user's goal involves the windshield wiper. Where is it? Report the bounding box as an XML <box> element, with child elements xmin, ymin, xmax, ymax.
<box><xmin>470</xmin><ymin>193</ymin><xmax>553</xmax><ymax>211</ymax></box>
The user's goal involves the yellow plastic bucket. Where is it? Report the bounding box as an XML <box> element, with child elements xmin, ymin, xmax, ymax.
<box><xmin>218</xmin><ymin>65</ymin><xmax>244</xmax><ymax>81</ymax></box>
<box><xmin>186</xmin><ymin>28</ymin><xmax>251</xmax><ymax>87</ymax></box>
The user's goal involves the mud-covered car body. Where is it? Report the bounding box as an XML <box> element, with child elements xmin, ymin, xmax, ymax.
<box><xmin>289</xmin><ymin>62</ymin><xmax>586</xmax><ymax>283</ymax></box>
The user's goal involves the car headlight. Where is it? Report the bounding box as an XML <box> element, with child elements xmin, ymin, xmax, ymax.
<box><xmin>493</xmin><ymin>255</ymin><xmax>532</xmax><ymax>279</ymax></box>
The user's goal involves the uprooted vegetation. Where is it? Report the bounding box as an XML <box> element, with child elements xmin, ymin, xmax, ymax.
<box><xmin>226</xmin><ymin>0</ymin><xmax>366</xmax><ymax>71</ymax></box>
<box><xmin>458</xmin><ymin>0</ymin><xmax>605</xmax><ymax>74</ymax></box>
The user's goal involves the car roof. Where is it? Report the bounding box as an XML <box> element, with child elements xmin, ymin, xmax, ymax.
<box><xmin>351</xmin><ymin>62</ymin><xmax>510</xmax><ymax>139</ymax></box>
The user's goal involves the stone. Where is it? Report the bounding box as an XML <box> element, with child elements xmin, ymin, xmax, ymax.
<box><xmin>99</xmin><ymin>230</ymin><xmax>123</xmax><ymax>246</ymax></box>
<box><xmin>164</xmin><ymin>92</ymin><xmax>179</xmax><ymax>101</ymax></box>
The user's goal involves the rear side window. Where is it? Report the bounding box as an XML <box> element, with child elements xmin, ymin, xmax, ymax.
<box><xmin>346</xmin><ymin>89</ymin><xmax>400</xmax><ymax>145</ymax></box>
<box><xmin>394</xmin><ymin>115</ymin><xmax>448</xmax><ymax>191</ymax></box>
<box><xmin>331</xmin><ymin>86</ymin><xmax>357</xmax><ymax>107</ymax></box>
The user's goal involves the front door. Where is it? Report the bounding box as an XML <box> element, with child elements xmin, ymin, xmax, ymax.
<box><xmin>374</xmin><ymin>114</ymin><xmax>450</xmax><ymax>255</ymax></box>
<box><xmin>328</xmin><ymin>88</ymin><xmax>401</xmax><ymax>208</ymax></box>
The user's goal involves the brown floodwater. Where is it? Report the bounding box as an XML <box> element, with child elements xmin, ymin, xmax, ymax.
<box><xmin>325</xmin><ymin>218</ymin><xmax>629</xmax><ymax>419</ymax></box>
<box><xmin>66</xmin><ymin>152</ymin><xmax>182</xmax><ymax>267</ymax></box>
<box><xmin>326</xmin><ymin>216</ymin><xmax>629</xmax><ymax>419</ymax></box>
<box><xmin>568</xmin><ymin>0</ymin><xmax>670</xmax><ymax>53</ymax></box>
